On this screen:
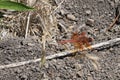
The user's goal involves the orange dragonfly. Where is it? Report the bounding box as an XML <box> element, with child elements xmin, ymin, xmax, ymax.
<box><xmin>58</xmin><ymin>32</ymin><xmax>93</xmax><ymax>51</ymax></box>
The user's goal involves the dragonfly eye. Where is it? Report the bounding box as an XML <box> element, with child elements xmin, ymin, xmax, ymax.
<box><xmin>88</xmin><ymin>38</ymin><xmax>93</xmax><ymax>42</ymax></box>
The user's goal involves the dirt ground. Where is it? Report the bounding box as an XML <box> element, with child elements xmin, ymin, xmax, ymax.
<box><xmin>0</xmin><ymin>0</ymin><xmax>120</xmax><ymax>80</ymax></box>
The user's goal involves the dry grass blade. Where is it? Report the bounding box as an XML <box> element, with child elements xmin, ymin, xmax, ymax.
<box><xmin>40</xmin><ymin>49</ymin><xmax>46</xmax><ymax>68</ymax></box>
<box><xmin>37</xmin><ymin>0</ymin><xmax>59</xmax><ymax>67</ymax></box>
<box><xmin>25</xmin><ymin>12</ymin><xmax>31</xmax><ymax>38</ymax></box>
<box><xmin>40</xmin><ymin>34</ymin><xmax>47</xmax><ymax>68</ymax></box>
<box><xmin>26</xmin><ymin>0</ymin><xmax>56</xmax><ymax>68</ymax></box>
<box><xmin>90</xmin><ymin>60</ymin><xmax>100</xmax><ymax>70</ymax></box>
<box><xmin>85</xmin><ymin>53</ymin><xmax>100</xmax><ymax>70</ymax></box>
<box><xmin>85</xmin><ymin>53</ymin><xmax>100</xmax><ymax>61</ymax></box>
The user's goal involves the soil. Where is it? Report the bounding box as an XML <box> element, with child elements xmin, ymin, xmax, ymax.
<box><xmin>0</xmin><ymin>0</ymin><xmax>120</xmax><ymax>80</ymax></box>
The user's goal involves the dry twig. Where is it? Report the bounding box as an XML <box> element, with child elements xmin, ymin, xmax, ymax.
<box><xmin>0</xmin><ymin>38</ymin><xmax>120</xmax><ymax>69</ymax></box>
<box><xmin>106</xmin><ymin>14</ymin><xmax>120</xmax><ymax>31</ymax></box>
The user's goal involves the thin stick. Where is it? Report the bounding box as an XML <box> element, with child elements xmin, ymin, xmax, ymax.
<box><xmin>106</xmin><ymin>14</ymin><xmax>120</xmax><ymax>31</ymax></box>
<box><xmin>0</xmin><ymin>38</ymin><xmax>120</xmax><ymax>69</ymax></box>
<box><xmin>52</xmin><ymin>0</ymin><xmax>65</xmax><ymax>14</ymax></box>
<box><xmin>25</xmin><ymin>12</ymin><xmax>31</xmax><ymax>38</ymax></box>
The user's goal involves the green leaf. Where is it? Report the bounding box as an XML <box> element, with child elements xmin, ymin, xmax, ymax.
<box><xmin>0</xmin><ymin>1</ymin><xmax>34</xmax><ymax>11</ymax></box>
<box><xmin>0</xmin><ymin>0</ymin><xmax>10</xmax><ymax>1</ymax></box>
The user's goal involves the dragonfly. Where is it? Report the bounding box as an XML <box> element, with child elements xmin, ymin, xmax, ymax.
<box><xmin>58</xmin><ymin>32</ymin><xmax>93</xmax><ymax>51</ymax></box>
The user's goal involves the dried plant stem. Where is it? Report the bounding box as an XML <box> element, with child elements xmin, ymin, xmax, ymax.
<box><xmin>106</xmin><ymin>14</ymin><xmax>120</xmax><ymax>31</ymax></box>
<box><xmin>0</xmin><ymin>38</ymin><xmax>120</xmax><ymax>69</ymax></box>
<box><xmin>25</xmin><ymin>12</ymin><xmax>31</xmax><ymax>38</ymax></box>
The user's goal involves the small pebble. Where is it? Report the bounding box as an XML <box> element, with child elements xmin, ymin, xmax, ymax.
<box><xmin>14</xmin><ymin>69</ymin><xmax>22</xmax><ymax>74</ymax></box>
<box><xmin>109</xmin><ymin>1</ymin><xmax>114</xmax><ymax>7</ymax></box>
<box><xmin>20</xmin><ymin>75</ymin><xmax>28</xmax><ymax>80</ymax></box>
<box><xmin>115</xmin><ymin>0</ymin><xmax>119</xmax><ymax>3</ymax></box>
<box><xmin>83</xmin><ymin>5</ymin><xmax>87</xmax><ymax>9</ymax></box>
<box><xmin>74</xmin><ymin>63</ymin><xmax>82</xmax><ymax>70</ymax></box>
<box><xmin>118</xmin><ymin>63</ymin><xmax>120</xmax><ymax>66</ymax></box>
<box><xmin>85</xmin><ymin>10</ymin><xmax>91</xmax><ymax>15</ymax></box>
<box><xmin>86</xmin><ymin>18</ymin><xmax>95</xmax><ymax>27</ymax></box>
<box><xmin>55</xmin><ymin>77</ymin><xmax>61</xmax><ymax>80</ymax></box>
<box><xmin>43</xmin><ymin>73</ymin><xmax>49</xmax><ymax>79</ymax></box>
<box><xmin>109</xmin><ymin>48</ymin><xmax>114</xmax><ymax>51</ymax></box>
<box><xmin>87</xmin><ymin>76</ymin><xmax>94</xmax><ymax>80</ymax></box>
<box><xmin>76</xmin><ymin>71</ymin><xmax>83</xmax><ymax>77</ymax></box>
<box><xmin>43</xmin><ymin>79</ymin><xmax>49</xmax><ymax>80</ymax></box>
<box><xmin>44</xmin><ymin>63</ymin><xmax>49</xmax><ymax>68</ymax></box>
<box><xmin>60</xmin><ymin>10</ymin><xmax>66</xmax><ymax>15</ymax></box>
<box><xmin>66</xmin><ymin>14</ymin><xmax>76</xmax><ymax>21</ymax></box>
<box><xmin>27</xmin><ymin>43</ymin><xmax>35</xmax><ymax>46</ymax></box>
<box><xmin>93</xmin><ymin>50</ymin><xmax>98</xmax><ymax>53</ymax></box>
<box><xmin>98</xmin><ymin>0</ymin><xmax>104</xmax><ymax>3</ymax></box>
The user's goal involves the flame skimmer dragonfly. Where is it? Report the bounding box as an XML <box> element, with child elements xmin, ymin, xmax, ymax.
<box><xmin>58</xmin><ymin>32</ymin><xmax>93</xmax><ymax>51</ymax></box>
